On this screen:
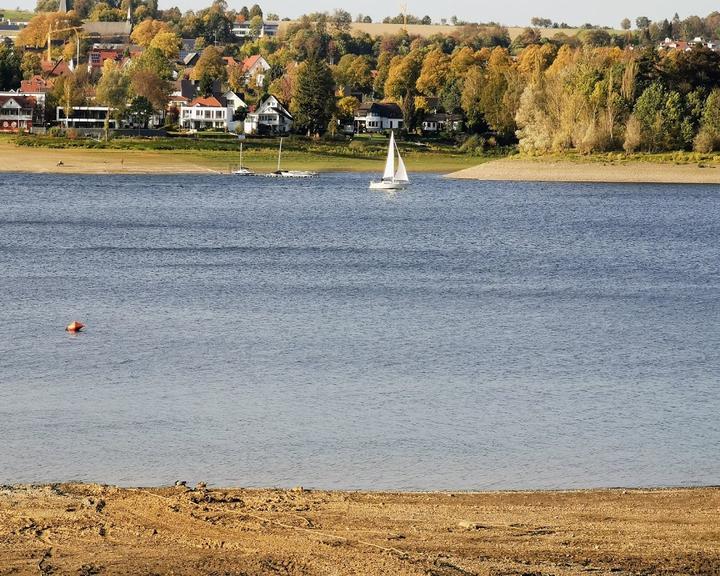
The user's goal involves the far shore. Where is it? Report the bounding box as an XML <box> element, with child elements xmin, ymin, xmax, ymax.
<box><xmin>1</xmin><ymin>483</ymin><xmax>717</xmax><ymax>575</ymax></box>
<box><xmin>0</xmin><ymin>139</ymin><xmax>477</xmax><ymax>175</ymax></box>
<box><xmin>448</xmin><ymin>156</ymin><xmax>720</xmax><ymax>184</ymax></box>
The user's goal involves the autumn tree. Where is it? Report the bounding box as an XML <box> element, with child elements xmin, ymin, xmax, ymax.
<box><xmin>16</xmin><ymin>11</ymin><xmax>80</xmax><ymax>48</ymax></box>
<box><xmin>620</xmin><ymin>18</ymin><xmax>631</xmax><ymax>30</ymax></box>
<box><xmin>336</xmin><ymin>95</ymin><xmax>360</xmax><ymax>122</ymax></box>
<box><xmin>372</xmin><ymin>51</ymin><xmax>392</xmax><ymax>98</ymax></box>
<box><xmin>460</xmin><ymin>66</ymin><xmax>485</xmax><ymax>131</ymax></box>
<box><xmin>21</xmin><ymin>51</ymin><xmax>42</xmax><ymax>80</ymax></box>
<box><xmin>479</xmin><ymin>47</ymin><xmax>519</xmax><ymax>138</ymax></box>
<box><xmin>96</xmin><ymin>59</ymin><xmax>130</xmax><ymax>137</ymax></box>
<box><xmin>290</xmin><ymin>57</ymin><xmax>335</xmax><ymax>136</ymax></box>
<box><xmin>416</xmin><ymin>48</ymin><xmax>450</xmax><ymax>96</ymax></box>
<box><xmin>384</xmin><ymin>49</ymin><xmax>423</xmax><ymax>129</ymax></box>
<box><xmin>192</xmin><ymin>45</ymin><xmax>227</xmax><ymax>94</ymax></box>
<box><xmin>130</xmin><ymin>19</ymin><xmax>171</xmax><ymax>47</ymax></box>
<box><xmin>333</xmin><ymin>54</ymin><xmax>372</xmax><ymax>95</ymax></box>
<box><xmin>149</xmin><ymin>31</ymin><xmax>181</xmax><ymax>59</ymax></box>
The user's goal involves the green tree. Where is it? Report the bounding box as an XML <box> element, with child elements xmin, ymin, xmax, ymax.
<box><xmin>95</xmin><ymin>59</ymin><xmax>130</xmax><ymax>138</ymax></box>
<box><xmin>248</xmin><ymin>3</ymin><xmax>262</xmax><ymax>19</ymax></box>
<box><xmin>694</xmin><ymin>88</ymin><xmax>720</xmax><ymax>151</ymax></box>
<box><xmin>290</xmin><ymin>57</ymin><xmax>335</xmax><ymax>136</ymax></box>
<box><xmin>20</xmin><ymin>51</ymin><xmax>41</xmax><ymax>81</ymax></box>
<box><xmin>0</xmin><ymin>44</ymin><xmax>21</xmax><ymax>90</ymax></box>
<box><xmin>460</xmin><ymin>65</ymin><xmax>485</xmax><ymax>131</ymax></box>
<box><xmin>128</xmin><ymin>96</ymin><xmax>154</xmax><ymax>128</ymax></box>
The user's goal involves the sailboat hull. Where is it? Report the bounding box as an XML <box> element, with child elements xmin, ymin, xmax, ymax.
<box><xmin>369</xmin><ymin>180</ymin><xmax>408</xmax><ymax>190</ymax></box>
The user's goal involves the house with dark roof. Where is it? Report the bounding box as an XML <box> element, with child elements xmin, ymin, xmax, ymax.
<box><xmin>353</xmin><ymin>101</ymin><xmax>403</xmax><ymax>133</ymax></box>
<box><xmin>243</xmin><ymin>94</ymin><xmax>292</xmax><ymax>135</ymax></box>
<box><xmin>0</xmin><ymin>94</ymin><xmax>37</xmax><ymax>132</ymax></box>
<box><xmin>421</xmin><ymin>112</ymin><xmax>464</xmax><ymax>133</ymax></box>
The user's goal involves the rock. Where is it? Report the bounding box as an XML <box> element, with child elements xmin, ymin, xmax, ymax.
<box><xmin>175</xmin><ymin>480</ymin><xmax>186</xmax><ymax>487</ymax></box>
<box><xmin>458</xmin><ymin>521</ymin><xmax>487</xmax><ymax>530</ymax></box>
<box><xmin>195</xmin><ymin>482</ymin><xmax>207</xmax><ymax>491</ymax></box>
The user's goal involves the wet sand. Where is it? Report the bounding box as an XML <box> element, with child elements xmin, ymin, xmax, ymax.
<box><xmin>448</xmin><ymin>157</ymin><xmax>720</xmax><ymax>184</ymax></box>
<box><xmin>1</xmin><ymin>484</ymin><xmax>718</xmax><ymax>575</ymax></box>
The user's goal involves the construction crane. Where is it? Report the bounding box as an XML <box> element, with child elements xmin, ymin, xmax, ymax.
<box><xmin>399</xmin><ymin>1</ymin><xmax>408</xmax><ymax>29</ymax></box>
<box><xmin>46</xmin><ymin>23</ymin><xmax>83</xmax><ymax>66</ymax></box>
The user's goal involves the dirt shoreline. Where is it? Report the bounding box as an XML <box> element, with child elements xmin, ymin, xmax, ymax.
<box><xmin>447</xmin><ymin>157</ymin><xmax>720</xmax><ymax>184</ymax></box>
<box><xmin>1</xmin><ymin>483</ymin><xmax>717</xmax><ymax>575</ymax></box>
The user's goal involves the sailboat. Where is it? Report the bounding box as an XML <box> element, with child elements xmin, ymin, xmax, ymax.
<box><xmin>369</xmin><ymin>131</ymin><xmax>409</xmax><ymax>190</ymax></box>
<box><xmin>232</xmin><ymin>142</ymin><xmax>255</xmax><ymax>175</ymax></box>
<box><xmin>266</xmin><ymin>137</ymin><xmax>318</xmax><ymax>178</ymax></box>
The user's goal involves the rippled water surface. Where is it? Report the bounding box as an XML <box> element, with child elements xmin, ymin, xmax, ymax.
<box><xmin>1</xmin><ymin>172</ymin><xmax>718</xmax><ymax>490</ymax></box>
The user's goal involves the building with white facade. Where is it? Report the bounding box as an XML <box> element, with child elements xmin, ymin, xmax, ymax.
<box><xmin>243</xmin><ymin>95</ymin><xmax>292</xmax><ymax>135</ymax></box>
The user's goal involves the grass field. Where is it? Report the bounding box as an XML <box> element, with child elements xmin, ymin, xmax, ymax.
<box><xmin>277</xmin><ymin>21</ymin><xmax>622</xmax><ymax>41</ymax></box>
<box><xmin>0</xmin><ymin>7</ymin><xmax>33</xmax><ymax>20</ymax></box>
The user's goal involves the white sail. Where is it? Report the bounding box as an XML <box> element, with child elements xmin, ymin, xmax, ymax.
<box><xmin>394</xmin><ymin>142</ymin><xmax>408</xmax><ymax>182</ymax></box>
<box><xmin>382</xmin><ymin>131</ymin><xmax>395</xmax><ymax>180</ymax></box>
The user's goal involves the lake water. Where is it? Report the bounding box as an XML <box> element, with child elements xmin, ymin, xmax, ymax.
<box><xmin>1</xmin><ymin>172</ymin><xmax>718</xmax><ymax>490</ymax></box>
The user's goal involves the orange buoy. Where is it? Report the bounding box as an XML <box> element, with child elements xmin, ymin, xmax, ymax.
<box><xmin>65</xmin><ymin>321</ymin><xmax>85</xmax><ymax>333</ymax></box>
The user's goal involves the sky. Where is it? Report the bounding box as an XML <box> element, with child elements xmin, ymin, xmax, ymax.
<box><xmin>7</xmin><ymin>0</ymin><xmax>720</xmax><ymax>28</ymax></box>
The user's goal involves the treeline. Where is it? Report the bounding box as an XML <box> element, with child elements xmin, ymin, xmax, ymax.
<box><xmin>8</xmin><ymin>0</ymin><xmax>720</xmax><ymax>152</ymax></box>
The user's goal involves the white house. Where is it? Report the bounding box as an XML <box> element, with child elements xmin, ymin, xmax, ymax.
<box><xmin>243</xmin><ymin>95</ymin><xmax>292</xmax><ymax>135</ymax></box>
<box><xmin>353</xmin><ymin>102</ymin><xmax>404</xmax><ymax>133</ymax></box>
<box><xmin>241</xmin><ymin>54</ymin><xmax>271</xmax><ymax>87</ymax></box>
<box><xmin>232</xmin><ymin>20</ymin><xmax>279</xmax><ymax>38</ymax></box>
<box><xmin>222</xmin><ymin>90</ymin><xmax>247</xmax><ymax>113</ymax></box>
<box><xmin>0</xmin><ymin>95</ymin><xmax>37</xmax><ymax>133</ymax></box>
<box><xmin>179</xmin><ymin>95</ymin><xmax>232</xmax><ymax>130</ymax></box>
<box><xmin>56</xmin><ymin>106</ymin><xmax>117</xmax><ymax>134</ymax></box>
<box><xmin>421</xmin><ymin>112</ymin><xmax>464</xmax><ymax>133</ymax></box>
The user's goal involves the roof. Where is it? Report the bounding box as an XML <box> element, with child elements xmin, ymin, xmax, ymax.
<box><xmin>82</xmin><ymin>21</ymin><xmax>132</xmax><ymax>38</ymax></box>
<box><xmin>41</xmin><ymin>59</ymin><xmax>71</xmax><ymax>77</ymax></box>
<box><xmin>242</xmin><ymin>54</ymin><xmax>267</xmax><ymax>72</ymax></box>
<box><xmin>356</xmin><ymin>101</ymin><xmax>403</xmax><ymax>119</ymax></box>
<box><xmin>0</xmin><ymin>94</ymin><xmax>37</xmax><ymax>108</ymax></box>
<box><xmin>20</xmin><ymin>75</ymin><xmax>51</xmax><ymax>93</ymax></box>
<box><xmin>223</xmin><ymin>56</ymin><xmax>238</xmax><ymax>66</ymax></box>
<box><xmin>187</xmin><ymin>96</ymin><xmax>225</xmax><ymax>108</ymax></box>
<box><xmin>182</xmin><ymin>52</ymin><xmax>199</xmax><ymax>66</ymax></box>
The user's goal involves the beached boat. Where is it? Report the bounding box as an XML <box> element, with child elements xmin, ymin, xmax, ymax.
<box><xmin>369</xmin><ymin>131</ymin><xmax>409</xmax><ymax>190</ymax></box>
<box><xmin>265</xmin><ymin>138</ymin><xmax>318</xmax><ymax>178</ymax></box>
<box><xmin>232</xmin><ymin>143</ymin><xmax>255</xmax><ymax>176</ymax></box>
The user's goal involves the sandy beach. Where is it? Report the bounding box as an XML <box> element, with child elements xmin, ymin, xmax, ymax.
<box><xmin>0</xmin><ymin>484</ymin><xmax>717</xmax><ymax>575</ymax></box>
<box><xmin>448</xmin><ymin>157</ymin><xmax>720</xmax><ymax>184</ymax></box>
<box><xmin>0</xmin><ymin>140</ymin><xmax>231</xmax><ymax>175</ymax></box>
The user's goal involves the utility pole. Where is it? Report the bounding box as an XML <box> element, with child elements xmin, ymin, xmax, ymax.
<box><xmin>399</xmin><ymin>1</ymin><xmax>408</xmax><ymax>29</ymax></box>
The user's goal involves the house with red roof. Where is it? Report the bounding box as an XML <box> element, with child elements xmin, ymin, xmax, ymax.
<box><xmin>41</xmin><ymin>59</ymin><xmax>72</xmax><ymax>77</ymax></box>
<box><xmin>179</xmin><ymin>95</ymin><xmax>234</xmax><ymax>130</ymax></box>
<box><xmin>241</xmin><ymin>54</ymin><xmax>270</xmax><ymax>87</ymax></box>
<box><xmin>20</xmin><ymin>75</ymin><xmax>52</xmax><ymax>94</ymax></box>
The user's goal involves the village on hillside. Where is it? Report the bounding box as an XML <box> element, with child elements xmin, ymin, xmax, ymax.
<box><xmin>2</xmin><ymin>1</ymin><xmax>720</xmax><ymax>154</ymax></box>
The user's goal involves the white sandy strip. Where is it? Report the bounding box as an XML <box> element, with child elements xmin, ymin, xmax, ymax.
<box><xmin>446</xmin><ymin>158</ymin><xmax>720</xmax><ymax>184</ymax></box>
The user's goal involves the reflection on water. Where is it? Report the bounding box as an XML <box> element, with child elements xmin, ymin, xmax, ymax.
<box><xmin>0</xmin><ymin>172</ymin><xmax>718</xmax><ymax>490</ymax></box>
